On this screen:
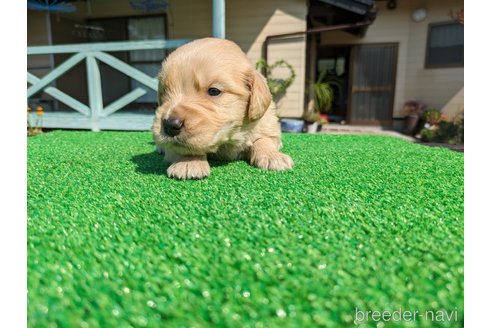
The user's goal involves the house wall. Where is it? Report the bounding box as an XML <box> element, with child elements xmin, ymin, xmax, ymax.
<box><xmin>27</xmin><ymin>0</ymin><xmax>464</xmax><ymax>122</ymax></box>
<box><xmin>168</xmin><ymin>0</ymin><xmax>308</xmax><ymax>117</ymax></box>
<box><xmin>27</xmin><ymin>0</ymin><xmax>307</xmax><ymax>117</ymax></box>
<box><xmin>441</xmin><ymin>86</ymin><xmax>463</xmax><ymax>120</ymax></box>
<box><xmin>227</xmin><ymin>0</ymin><xmax>307</xmax><ymax>117</ymax></box>
<box><xmin>319</xmin><ymin>0</ymin><xmax>464</xmax><ymax>119</ymax></box>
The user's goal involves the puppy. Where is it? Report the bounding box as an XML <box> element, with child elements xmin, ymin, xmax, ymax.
<box><xmin>152</xmin><ymin>38</ymin><xmax>293</xmax><ymax>180</ymax></box>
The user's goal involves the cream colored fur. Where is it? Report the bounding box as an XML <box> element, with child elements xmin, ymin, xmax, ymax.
<box><xmin>152</xmin><ymin>38</ymin><xmax>293</xmax><ymax>179</ymax></box>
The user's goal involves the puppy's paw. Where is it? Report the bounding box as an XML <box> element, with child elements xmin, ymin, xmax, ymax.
<box><xmin>167</xmin><ymin>159</ymin><xmax>210</xmax><ymax>180</ymax></box>
<box><xmin>252</xmin><ymin>151</ymin><xmax>294</xmax><ymax>171</ymax></box>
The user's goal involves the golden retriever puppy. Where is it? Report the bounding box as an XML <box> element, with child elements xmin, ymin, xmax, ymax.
<box><xmin>152</xmin><ymin>38</ymin><xmax>293</xmax><ymax>179</ymax></box>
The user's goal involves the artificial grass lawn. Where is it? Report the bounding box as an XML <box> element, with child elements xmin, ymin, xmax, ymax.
<box><xmin>27</xmin><ymin>131</ymin><xmax>464</xmax><ymax>327</ymax></box>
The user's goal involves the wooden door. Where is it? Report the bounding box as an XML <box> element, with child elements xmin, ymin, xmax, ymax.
<box><xmin>349</xmin><ymin>44</ymin><xmax>398</xmax><ymax>125</ymax></box>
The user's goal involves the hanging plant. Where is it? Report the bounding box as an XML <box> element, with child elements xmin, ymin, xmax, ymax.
<box><xmin>255</xmin><ymin>59</ymin><xmax>296</xmax><ymax>103</ymax></box>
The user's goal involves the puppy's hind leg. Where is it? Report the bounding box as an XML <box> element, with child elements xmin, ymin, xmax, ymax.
<box><xmin>250</xmin><ymin>138</ymin><xmax>294</xmax><ymax>171</ymax></box>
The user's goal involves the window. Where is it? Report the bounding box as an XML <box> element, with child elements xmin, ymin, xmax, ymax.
<box><xmin>425</xmin><ymin>22</ymin><xmax>464</xmax><ymax>68</ymax></box>
<box><xmin>88</xmin><ymin>15</ymin><xmax>167</xmax><ymax>106</ymax></box>
<box><xmin>127</xmin><ymin>17</ymin><xmax>166</xmax><ymax>103</ymax></box>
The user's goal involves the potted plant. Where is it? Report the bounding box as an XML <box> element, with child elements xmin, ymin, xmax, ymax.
<box><xmin>418</xmin><ymin>108</ymin><xmax>464</xmax><ymax>145</ymax></box>
<box><xmin>304</xmin><ymin>71</ymin><xmax>335</xmax><ymax>133</ymax></box>
<box><xmin>303</xmin><ymin>108</ymin><xmax>322</xmax><ymax>133</ymax></box>
<box><xmin>419</xmin><ymin>118</ymin><xmax>464</xmax><ymax>145</ymax></box>
<box><xmin>403</xmin><ymin>100</ymin><xmax>426</xmax><ymax>135</ymax></box>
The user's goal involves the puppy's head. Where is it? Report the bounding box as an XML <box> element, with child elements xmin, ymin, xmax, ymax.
<box><xmin>152</xmin><ymin>38</ymin><xmax>271</xmax><ymax>155</ymax></box>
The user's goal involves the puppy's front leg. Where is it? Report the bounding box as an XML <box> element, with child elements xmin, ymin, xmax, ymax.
<box><xmin>165</xmin><ymin>150</ymin><xmax>210</xmax><ymax>180</ymax></box>
<box><xmin>250</xmin><ymin>138</ymin><xmax>294</xmax><ymax>171</ymax></box>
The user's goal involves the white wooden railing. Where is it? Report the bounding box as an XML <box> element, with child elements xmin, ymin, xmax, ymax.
<box><xmin>27</xmin><ymin>39</ymin><xmax>191</xmax><ymax>130</ymax></box>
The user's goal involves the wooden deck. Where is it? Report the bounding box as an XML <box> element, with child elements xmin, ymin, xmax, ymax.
<box><xmin>29</xmin><ymin>111</ymin><xmax>155</xmax><ymax>131</ymax></box>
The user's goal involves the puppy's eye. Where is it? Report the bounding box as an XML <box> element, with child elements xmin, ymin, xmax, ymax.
<box><xmin>207</xmin><ymin>87</ymin><xmax>222</xmax><ymax>96</ymax></box>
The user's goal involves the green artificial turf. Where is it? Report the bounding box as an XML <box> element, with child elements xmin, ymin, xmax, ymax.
<box><xmin>27</xmin><ymin>131</ymin><xmax>464</xmax><ymax>327</ymax></box>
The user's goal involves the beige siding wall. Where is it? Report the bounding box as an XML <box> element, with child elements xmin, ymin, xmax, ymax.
<box><xmin>441</xmin><ymin>87</ymin><xmax>463</xmax><ymax>120</ymax></box>
<box><xmin>320</xmin><ymin>0</ymin><xmax>464</xmax><ymax>118</ymax></box>
<box><xmin>227</xmin><ymin>0</ymin><xmax>307</xmax><ymax>117</ymax></box>
<box><xmin>168</xmin><ymin>0</ymin><xmax>212</xmax><ymax>39</ymax></box>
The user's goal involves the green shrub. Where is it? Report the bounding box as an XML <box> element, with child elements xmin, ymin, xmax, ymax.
<box><xmin>420</xmin><ymin>119</ymin><xmax>464</xmax><ymax>144</ymax></box>
<box><xmin>420</xmin><ymin>128</ymin><xmax>438</xmax><ymax>142</ymax></box>
<box><xmin>422</xmin><ymin>108</ymin><xmax>442</xmax><ymax>125</ymax></box>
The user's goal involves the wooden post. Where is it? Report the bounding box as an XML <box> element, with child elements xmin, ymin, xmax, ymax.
<box><xmin>86</xmin><ymin>53</ymin><xmax>103</xmax><ymax>131</ymax></box>
<box><xmin>308</xmin><ymin>34</ymin><xmax>317</xmax><ymax>97</ymax></box>
<box><xmin>212</xmin><ymin>0</ymin><xmax>225</xmax><ymax>39</ymax></box>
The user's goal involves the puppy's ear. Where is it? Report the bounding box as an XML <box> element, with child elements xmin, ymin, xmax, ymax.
<box><xmin>248</xmin><ymin>70</ymin><xmax>272</xmax><ymax>121</ymax></box>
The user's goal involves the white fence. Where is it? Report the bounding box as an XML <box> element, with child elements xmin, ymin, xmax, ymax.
<box><xmin>27</xmin><ymin>39</ymin><xmax>191</xmax><ymax>131</ymax></box>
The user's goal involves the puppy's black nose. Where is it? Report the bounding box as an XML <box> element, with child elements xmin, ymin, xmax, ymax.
<box><xmin>163</xmin><ymin>118</ymin><xmax>184</xmax><ymax>137</ymax></box>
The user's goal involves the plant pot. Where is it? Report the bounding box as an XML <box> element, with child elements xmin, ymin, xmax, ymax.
<box><xmin>306</xmin><ymin>121</ymin><xmax>319</xmax><ymax>134</ymax></box>
<box><xmin>280</xmin><ymin>119</ymin><xmax>304</xmax><ymax>133</ymax></box>
<box><xmin>404</xmin><ymin>114</ymin><xmax>420</xmax><ymax>135</ymax></box>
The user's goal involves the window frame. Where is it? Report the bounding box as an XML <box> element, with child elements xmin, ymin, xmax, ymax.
<box><xmin>425</xmin><ymin>21</ymin><xmax>464</xmax><ymax>69</ymax></box>
<box><xmin>125</xmin><ymin>15</ymin><xmax>168</xmax><ymax>66</ymax></box>
<box><xmin>86</xmin><ymin>13</ymin><xmax>168</xmax><ymax>105</ymax></box>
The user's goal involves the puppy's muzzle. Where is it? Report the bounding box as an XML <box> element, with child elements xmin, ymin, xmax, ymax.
<box><xmin>163</xmin><ymin>118</ymin><xmax>184</xmax><ymax>137</ymax></box>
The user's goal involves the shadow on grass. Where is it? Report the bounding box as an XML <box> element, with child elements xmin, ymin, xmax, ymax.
<box><xmin>131</xmin><ymin>151</ymin><xmax>240</xmax><ymax>176</ymax></box>
<box><xmin>131</xmin><ymin>152</ymin><xmax>168</xmax><ymax>175</ymax></box>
